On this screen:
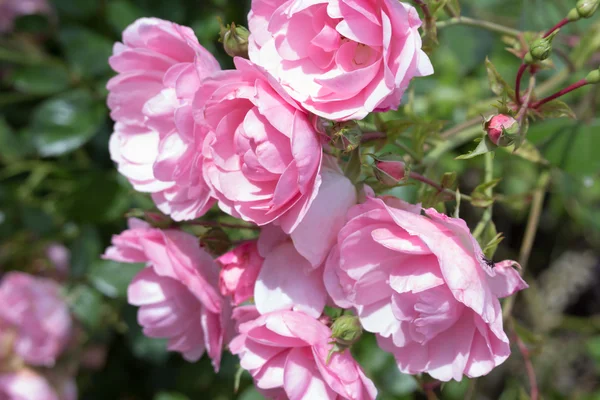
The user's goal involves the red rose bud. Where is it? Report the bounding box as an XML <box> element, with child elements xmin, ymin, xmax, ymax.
<box><xmin>484</xmin><ymin>114</ymin><xmax>519</xmax><ymax>146</ymax></box>
<box><xmin>374</xmin><ymin>160</ymin><xmax>405</xmax><ymax>186</ymax></box>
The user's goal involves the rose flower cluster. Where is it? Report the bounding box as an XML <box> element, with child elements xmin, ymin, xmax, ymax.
<box><xmin>104</xmin><ymin>1</ymin><xmax>528</xmax><ymax>398</ymax></box>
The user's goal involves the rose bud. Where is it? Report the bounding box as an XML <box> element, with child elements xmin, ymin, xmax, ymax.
<box><xmin>484</xmin><ymin>114</ymin><xmax>519</xmax><ymax>146</ymax></box>
<box><xmin>374</xmin><ymin>160</ymin><xmax>406</xmax><ymax>186</ymax></box>
<box><xmin>576</xmin><ymin>0</ymin><xmax>599</xmax><ymax>18</ymax></box>
<box><xmin>220</xmin><ymin>21</ymin><xmax>249</xmax><ymax>58</ymax></box>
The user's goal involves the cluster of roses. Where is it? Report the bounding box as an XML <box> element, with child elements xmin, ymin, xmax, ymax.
<box><xmin>104</xmin><ymin>1</ymin><xmax>528</xmax><ymax>398</ymax></box>
<box><xmin>0</xmin><ymin>248</ymin><xmax>75</xmax><ymax>400</ymax></box>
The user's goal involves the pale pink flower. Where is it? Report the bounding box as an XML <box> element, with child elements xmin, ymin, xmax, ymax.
<box><xmin>0</xmin><ymin>272</ymin><xmax>72</xmax><ymax>367</ymax></box>
<box><xmin>254</xmin><ymin>225</ymin><xmax>327</xmax><ymax>318</ymax></box>
<box><xmin>102</xmin><ymin>218</ymin><xmax>228</xmax><ymax>370</ymax></box>
<box><xmin>196</xmin><ymin>57</ymin><xmax>323</xmax><ymax>232</ymax></box>
<box><xmin>45</xmin><ymin>243</ymin><xmax>70</xmax><ymax>276</ymax></box>
<box><xmin>0</xmin><ymin>0</ymin><xmax>51</xmax><ymax>33</ymax></box>
<box><xmin>229</xmin><ymin>308</ymin><xmax>377</xmax><ymax>400</ymax></box>
<box><xmin>218</xmin><ymin>241</ymin><xmax>263</xmax><ymax>306</ymax></box>
<box><xmin>0</xmin><ymin>370</ymin><xmax>59</xmax><ymax>400</ymax></box>
<box><xmin>324</xmin><ymin>192</ymin><xmax>528</xmax><ymax>381</ymax></box>
<box><xmin>107</xmin><ymin>18</ymin><xmax>221</xmax><ymax>221</ymax></box>
<box><xmin>248</xmin><ymin>0</ymin><xmax>433</xmax><ymax>121</ymax></box>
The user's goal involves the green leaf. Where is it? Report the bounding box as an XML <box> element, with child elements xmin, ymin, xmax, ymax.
<box><xmin>6</xmin><ymin>64</ymin><xmax>71</xmax><ymax>95</ymax></box>
<box><xmin>53</xmin><ymin>0</ymin><xmax>98</xmax><ymax>19</ymax></box>
<box><xmin>527</xmin><ymin>119</ymin><xmax>600</xmax><ymax>176</ymax></box>
<box><xmin>58</xmin><ymin>171</ymin><xmax>130</xmax><ymax>223</ymax></box>
<box><xmin>27</xmin><ymin>90</ymin><xmax>105</xmax><ymax>157</ymax></box>
<box><xmin>154</xmin><ymin>393</ymin><xmax>190</xmax><ymax>400</ymax></box>
<box><xmin>59</xmin><ymin>27</ymin><xmax>113</xmax><ymax>78</ymax></box>
<box><xmin>107</xmin><ymin>1</ymin><xmax>146</xmax><ymax>34</ymax></box>
<box><xmin>0</xmin><ymin>118</ymin><xmax>29</xmax><ymax>162</ymax></box>
<box><xmin>471</xmin><ymin>178</ymin><xmax>502</xmax><ymax>208</ymax></box>
<box><xmin>499</xmin><ymin>140</ymin><xmax>549</xmax><ymax>166</ymax></box>
<box><xmin>88</xmin><ymin>260</ymin><xmax>144</xmax><ymax>299</ymax></box>
<box><xmin>538</xmin><ymin>99</ymin><xmax>576</xmax><ymax>119</ymax></box>
<box><xmin>456</xmin><ymin>136</ymin><xmax>497</xmax><ymax>160</ymax></box>
<box><xmin>485</xmin><ymin>57</ymin><xmax>516</xmax><ymax>99</ymax></box>
<box><xmin>344</xmin><ymin>148</ymin><xmax>362</xmax><ymax>184</ymax></box>
<box><xmin>481</xmin><ymin>223</ymin><xmax>503</xmax><ymax>259</ymax></box>
<box><xmin>70</xmin><ymin>225</ymin><xmax>102</xmax><ymax>278</ymax></box>
<box><xmin>441</xmin><ymin>172</ymin><xmax>457</xmax><ymax>189</ymax></box>
<box><xmin>69</xmin><ymin>284</ymin><xmax>104</xmax><ymax>330</ymax></box>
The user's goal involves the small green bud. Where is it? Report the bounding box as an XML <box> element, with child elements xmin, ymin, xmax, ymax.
<box><xmin>219</xmin><ymin>20</ymin><xmax>249</xmax><ymax>58</ymax></box>
<box><xmin>585</xmin><ymin>69</ymin><xmax>600</xmax><ymax>84</ymax></box>
<box><xmin>330</xmin><ymin>315</ymin><xmax>363</xmax><ymax>346</ymax></box>
<box><xmin>526</xmin><ymin>30</ymin><xmax>559</xmax><ymax>63</ymax></box>
<box><xmin>326</xmin><ymin>314</ymin><xmax>363</xmax><ymax>364</ymax></box>
<box><xmin>567</xmin><ymin>8</ymin><xmax>582</xmax><ymax>21</ymax></box>
<box><xmin>576</xmin><ymin>0</ymin><xmax>599</xmax><ymax>18</ymax></box>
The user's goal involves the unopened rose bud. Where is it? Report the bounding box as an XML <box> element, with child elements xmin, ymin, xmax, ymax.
<box><xmin>525</xmin><ymin>30</ymin><xmax>559</xmax><ymax>63</ymax></box>
<box><xmin>585</xmin><ymin>68</ymin><xmax>600</xmax><ymax>84</ymax></box>
<box><xmin>220</xmin><ymin>22</ymin><xmax>249</xmax><ymax>58</ymax></box>
<box><xmin>374</xmin><ymin>160</ymin><xmax>405</xmax><ymax>186</ymax></box>
<box><xmin>577</xmin><ymin>0</ymin><xmax>599</xmax><ymax>17</ymax></box>
<box><xmin>484</xmin><ymin>114</ymin><xmax>519</xmax><ymax>146</ymax></box>
<box><xmin>330</xmin><ymin>314</ymin><xmax>363</xmax><ymax>347</ymax></box>
<box><xmin>326</xmin><ymin>314</ymin><xmax>363</xmax><ymax>363</ymax></box>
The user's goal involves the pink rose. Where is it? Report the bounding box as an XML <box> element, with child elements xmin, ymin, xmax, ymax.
<box><xmin>217</xmin><ymin>241</ymin><xmax>263</xmax><ymax>305</ymax></box>
<box><xmin>248</xmin><ymin>0</ymin><xmax>433</xmax><ymax>121</ymax></box>
<box><xmin>229</xmin><ymin>308</ymin><xmax>377</xmax><ymax>400</ymax></box>
<box><xmin>0</xmin><ymin>273</ymin><xmax>72</xmax><ymax>367</ymax></box>
<box><xmin>102</xmin><ymin>219</ymin><xmax>228</xmax><ymax>370</ymax></box>
<box><xmin>254</xmin><ymin>225</ymin><xmax>328</xmax><ymax>318</ymax></box>
<box><xmin>324</xmin><ymin>193</ymin><xmax>528</xmax><ymax>381</ymax></box>
<box><xmin>107</xmin><ymin>18</ymin><xmax>221</xmax><ymax>221</ymax></box>
<box><xmin>0</xmin><ymin>0</ymin><xmax>51</xmax><ymax>33</ymax></box>
<box><xmin>0</xmin><ymin>370</ymin><xmax>59</xmax><ymax>400</ymax></box>
<box><xmin>196</xmin><ymin>57</ymin><xmax>323</xmax><ymax>231</ymax></box>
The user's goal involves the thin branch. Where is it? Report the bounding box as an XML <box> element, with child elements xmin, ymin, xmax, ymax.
<box><xmin>436</xmin><ymin>16</ymin><xmax>521</xmax><ymax>37</ymax></box>
<box><xmin>515</xmin><ymin>64</ymin><xmax>528</xmax><ymax>106</ymax></box>
<box><xmin>472</xmin><ymin>152</ymin><xmax>494</xmax><ymax>239</ymax></box>
<box><xmin>544</xmin><ymin>18</ymin><xmax>569</xmax><ymax>38</ymax></box>
<box><xmin>408</xmin><ymin>171</ymin><xmax>473</xmax><ymax>202</ymax></box>
<box><xmin>412</xmin><ymin>0</ymin><xmax>433</xmax><ymax>23</ymax></box>
<box><xmin>502</xmin><ymin>170</ymin><xmax>551</xmax><ymax>320</ymax></box>
<box><xmin>512</xmin><ymin>322</ymin><xmax>540</xmax><ymax>400</ymax></box>
<box><xmin>531</xmin><ymin>78</ymin><xmax>589</xmax><ymax>108</ymax></box>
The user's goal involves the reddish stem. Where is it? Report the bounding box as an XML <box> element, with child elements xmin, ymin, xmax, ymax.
<box><xmin>531</xmin><ymin>79</ymin><xmax>588</xmax><ymax>108</ymax></box>
<box><xmin>413</xmin><ymin>0</ymin><xmax>433</xmax><ymax>23</ymax></box>
<box><xmin>514</xmin><ymin>333</ymin><xmax>539</xmax><ymax>400</ymax></box>
<box><xmin>543</xmin><ymin>18</ymin><xmax>569</xmax><ymax>38</ymax></box>
<box><xmin>409</xmin><ymin>171</ymin><xmax>445</xmax><ymax>194</ymax></box>
<box><xmin>515</xmin><ymin>64</ymin><xmax>528</xmax><ymax>105</ymax></box>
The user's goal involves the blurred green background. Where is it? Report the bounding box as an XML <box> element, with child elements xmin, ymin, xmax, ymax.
<box><xmin>1</xmin><ymin>0</ymin><xmax>599</xmax><ymax>399</ymax></box>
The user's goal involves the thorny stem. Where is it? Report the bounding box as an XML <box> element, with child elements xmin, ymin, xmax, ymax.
<box><xmin>511</xmin><ymin>322</ymin><xmax>540</xmax><ymax>400</ymax></box>
<box><xmin>502</xmin><ymin>170</ymin><xmax>551</xmax><ymax>321</ymax></box>
<box><xmin>531</xmin><ymin>78</ymin><xmax>589</xmax><ymax>109</ymax></box>
<box><xmin>436</xmin><ymin>16</ymin><xmax>521</xmax><ymax>37</ymax></box>
<box><xmin>472</xmin><ymin>152</ymin><xmax>494</xmax><ymax>240</ymax></box>
<box><xmin>515</xmin><ymin>64</ymin><xmax>528</xmax><ymax>106</ymax></box>
<box><xmin>544</xmin><ymin>18</ymin><xmax>569</xmax><ymax>38</ymax></box>
<box><xmin>408</xmin><ymin>171</ymin><xmax>473</xmax><ymax>202</ymax></box>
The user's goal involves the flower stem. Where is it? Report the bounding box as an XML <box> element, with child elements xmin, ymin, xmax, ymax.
<box><xmin>544</xmin><ymin>18</ymin><xmax>569</xmax><ymax>38</ymax></box>
<box><xmin>412</xmin><ymin>0</ymin><xmax>433</xmax><ymax>23</ymax></box>
<box><xmin>511</xmin><ymin>321</ymin><xmax>540</xmax><ymax>400</ymax></box>
<box><xmin>531</xmin><ymin>78</ymin><xmax>589</xmax><ymax>108</ymax></box>
<box><xmin>436</xmin><ymin>16</ymin><xmax>521</xmax><ymax>37</ymax></box>
<box><xmin>408</xmin><ymin>171</ymin><xmax>473</xmax><ymax>202</ymax></box>
<box><xmin>515</xmin><ymin>64</ymin><xmax>528</xmax><ymax>106</ymax></box>
<box><xmin>472</xmin><ymin>152</ymin><xmax>494</xmax><ymax>240</ymax></box>
<box><xmin>502</xmin><ymin>169</ymin><xmax>550</xmax><ymax>321</ymax></box>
